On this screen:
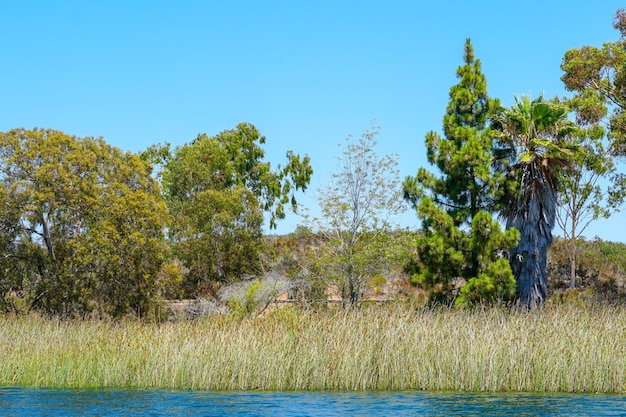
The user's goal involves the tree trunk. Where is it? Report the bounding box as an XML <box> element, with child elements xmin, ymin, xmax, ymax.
<box><xmin>348</xmin><ymin>264</ymin><xmax>357</xmax><ymax>306</ymax></box>
<box><xmin>569</xmin><ymin>220</ymin><xmax>577</xmax><ymax>290</ymax></box>
<box><xmin>511</xmin><ymin>247</ymin><xmax>547</xmax><ymax>309</ymax></box>
<box><xmin>509</xmin><ymin>195</ymin><xmax>554</xmax><ymax>309</ymax></box>
<box><xmin>340</xmin><ymin>264</ymin><xmax>348</xmax><ymax>310</ymax></box>
<box><xmin>569</xmin><ymin>243</ymin><xmax>576</xmax><ymax>290</ymax></box>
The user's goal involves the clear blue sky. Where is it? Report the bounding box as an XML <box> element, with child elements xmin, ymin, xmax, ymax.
<box><xmin>1</xmin><ymin>1</ymin><xmax>625</xmax><ymax>241</ymax></box>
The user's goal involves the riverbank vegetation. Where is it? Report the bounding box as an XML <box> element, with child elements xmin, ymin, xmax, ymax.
<box><xmin>1</xmin><ymin>304</ymin><xmax>624</xmax><ymax>393</ymax></box>
<box><xmin>2</xmin><ymin>10</ymin><xmax>626</xmax><ymax>316</ymax></box>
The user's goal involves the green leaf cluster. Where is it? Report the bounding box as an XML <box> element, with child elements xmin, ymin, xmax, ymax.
<box><xmin>561</xmin><ymin>8</ymin><xmax>626</xmax><ymax>155</ymax></box>
<box><xmin>150</xmin><ymin>123</ymin><xmax>312</xmax><ymax>295</ymax></box>
<box><xmin>0</xmin><ymin>128</ymin><xmax>167</xmax><ymax>317</ymax></box>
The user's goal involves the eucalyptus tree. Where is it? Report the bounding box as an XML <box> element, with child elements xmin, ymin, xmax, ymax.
<box><xmin>497</xmin><ymin>96</ymin><xmax>578</xmax><ymax>308</ymax></box>
<box><xmin>559</xmin><ymin>8</ymin><xmax>626</xmax><ymax>288</ymax></box>
<box><xmin>403</xmin><ymin>39</ymin><xmax>518</xmax><ymax>305</ymax></box>
<box><xmin>561</xmin><ymin>8</ymin><xmax>626</xmax><ymax>155</ymax></box>
<box><xmin>146</xmin><ymin>123</ymin><xmax>313</xmax><ymax>294</ymax></box>
<box><xmin>556</xmin><ymin>123</ymin><xmax>626</xmax><ymax>289</ymax></box>
<box><xmin>0</xmin><ymin>128</ymin><xmax>167</xmax><ymax>317</ymax></box>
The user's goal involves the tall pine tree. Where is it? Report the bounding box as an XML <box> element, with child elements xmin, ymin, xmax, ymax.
<box><xmin>403</xmin><ymin>39</ymin><xmax>518</xmax><ymax>305</ymax></box>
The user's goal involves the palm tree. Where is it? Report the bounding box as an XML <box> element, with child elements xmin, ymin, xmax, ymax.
<box><xmin>497</xmin><ymin>95</ymin><xmax>577</xmax><ymax>308</ymax></box>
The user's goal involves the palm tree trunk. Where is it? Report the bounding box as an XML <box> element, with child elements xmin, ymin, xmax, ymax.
<box><xmin>509</xmin><ymin>191</ymin><xmax>553</xmax><ymax>309</ymax></box>
<box><xmin>510</xmin><ymin>243</ymin><xmax>548</xmax><ymax>309</ymax></box>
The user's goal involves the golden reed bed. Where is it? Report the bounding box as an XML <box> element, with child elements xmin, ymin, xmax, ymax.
<box><xmin>1</xmin><ymin>304</ymin><xmax>624</xmax><ymax>393</ymax></box>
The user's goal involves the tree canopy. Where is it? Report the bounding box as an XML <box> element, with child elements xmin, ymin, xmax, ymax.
<box><xmin>561</xmin><ymin>8</ymin><xmax>626</xmax><ymax>155</ymax></box>
<box><xmin>0</xmin><ymin>128</ymin><xmax>167</xmax><ymax>317</ymax></box>
<box><xmin>145</xmin><ymin>123</ymin><xmax>313</xmax><ymax>294</ymax></box>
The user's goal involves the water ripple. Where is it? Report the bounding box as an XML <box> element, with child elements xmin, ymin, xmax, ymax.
<box><xmin>0</xmin><ymin>388</ymin><xmax>624</xmax><ymax>416</ymax></box>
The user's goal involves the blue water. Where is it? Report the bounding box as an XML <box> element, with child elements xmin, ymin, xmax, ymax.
<box><xmin>0</xmin><ymin>388</ymin><xmax>624</xmax><ymax>416</ymax></box>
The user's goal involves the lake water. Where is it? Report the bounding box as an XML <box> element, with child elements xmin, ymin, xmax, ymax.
<box><xmin>0</xmin><ymin>388</ymin><xmax>624</xmax><ymax>416</ymax></box>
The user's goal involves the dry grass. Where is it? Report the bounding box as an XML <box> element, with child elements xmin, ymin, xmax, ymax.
<box><xmin>1</xmin><ymin>304</ymin><xmax>624</xmax><ymax>393</ymax></box>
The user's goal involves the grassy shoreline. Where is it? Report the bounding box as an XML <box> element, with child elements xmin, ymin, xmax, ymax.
<box><xmin>1</xmin><ymin>305</ymin><xmax>624</xmax><ymax>393</ymax></box>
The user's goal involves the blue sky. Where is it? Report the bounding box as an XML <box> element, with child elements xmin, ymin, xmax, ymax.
<box><xmin>1</xmin><ymin>1</ymin><xmax>625</xmax><ymax>241</ymax></box>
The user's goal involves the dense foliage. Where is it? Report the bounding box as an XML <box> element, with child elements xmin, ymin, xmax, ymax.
<box><xmin>145</xmin><ymin>123</ymin><xmax>312</xmax><ymax>296</ymax></box>
<box><xmin>0</xmin><ymin>129</ymin><xmax>167</xmax><ymax>317</ymax></box>
<box><xmin>403</xmin><ymin>39</ymin><xmax>518</xmax><ymax>306</ymax></box>
<box><xmin>561</xmin><ymin>8</ymin><xmax>626</xmax><ymax>155</ymax></box>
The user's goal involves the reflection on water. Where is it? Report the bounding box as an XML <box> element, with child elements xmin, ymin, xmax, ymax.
<box><xmin>0</xmin><ymin>388</ymin><xmax>624</xmax><ymax>416</ymax></box>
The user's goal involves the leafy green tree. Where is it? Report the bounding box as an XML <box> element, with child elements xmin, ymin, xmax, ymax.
<box><xmin>0</xmin><ymin>128</ymin><xmax>167</xmax><ymax>317</ymax></box>
<box><xmin>556</xmin><ymin>122</ymin><xmax>626</xmax><ymax>289</ymax></box>
<box><xmin>147</xmin><ymin>123</ymin><xmax>312</xmax><ymax>294</ymax></box>
<box><xmin>497</xmin><ymin>96</ymin><xmax>578</xmax><ymax>308</ymax></box>
<box><xmin>310</xmin><ymin>126</ymin><xmax>408</xmax><ymax>307</ymax></box>
<box><xmin>403</xmin><ymin>39</ymin><xmax>518</xmax><ymax>305</ymax></box>
<box><xmin>561</xmin><ymin>8</ymin><xmax>626</xmax><ymax>155</ymax></box>
<box><xmin>559</xmin><ymin>10</ymin><xmax>626</xmax><ymax>289</ymax></box>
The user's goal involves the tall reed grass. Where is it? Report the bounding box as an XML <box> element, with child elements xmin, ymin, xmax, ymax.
<box><xmin>1</xmin><ymin>304</ymin><xmax>624</xmax><ymax>393</ymax></box>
